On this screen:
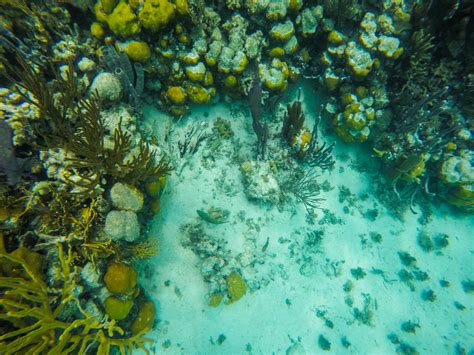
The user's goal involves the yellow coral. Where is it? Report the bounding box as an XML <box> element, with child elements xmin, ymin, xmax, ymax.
<box><xmin>225</xmin><ymin>272</ymin><xmax>247</xmax><ymax>304</ymax></box>
<box><xmin>91</xmin><ymin>22</ymin><xmax>106</xmax><ymax>39</ymax></box>
<box><xmin>270</xmin><ymin>21</ymin><xmax>295</xmax><ymax>41</ymax></box>
<box><xmin>131</xmin><ymin>301</ymin><xmax>156</xmax><ymax>335</ymax></box>
<box><xmin>292</xmin><ymin>128</ymin><xmax>312</xmax><ymax>153</ymax></box>
<box><xmin>209</xmin><ymin>293</ymin><xmax>223</xmax><ymax>307</ymax></box>
<box><xmin>406</xmin><ymin>157</ymin><xmax>425</xmax><ymax>179</ymax></box>
<box><xmin>232</xmin><ymin>52</ymin><xmax>248</xmax><ymax>74</ymax></box>
<box><xmin>446</xmin><ymin>185</ymin><xmax>474</xmax><ymax>209</ymax></box>
<box><xmin>178</xmin><ymin>33</ymin><xmax>191</xmax><ymax>45</ymax></box>
<box><xmin>203</xmin><ymin>71</ymin><xmax>214</xmax><ymax>86</ymax></box>
<box><xmin>269</xmin><ymin>47</ymin><xmax>285</xmax><ymax>57</ymax></box>
<box><xmin>101</xmin><ymin>0</ymin><xmax>118</xmax><ymax>14</ymax></box>
<box><xmin>324</xmin><ymin>75</ymin><xmax>340</xmax><ymax>91</ymax></box>
<box><xmin>139</xmin><ymin>0</ymin><xmax>175</xmax><ymax>32</ymax></box>
<box><xmin>328</xmin><ymin>30</ymin><xmax>345</xmax><ymax>44</ymax></box>
<box><xmin>94</xmin><ymin>3</ymin><xmax>109</xmax><ymax>23</ymax></box>
<box><xmin>107</xmin><ymin>0</ymin><xmax>141</xmax><ymax>37</ymax></box>
<box><xmin>288</xmin><ymin>0</ymin><xmax>303</xmax><ymax>11</ymax></box>
<box><xmin>149</xmin><ymin>198</ymin><xmax>160</xmax><ymax>214</ymax></box>
<box><xmin>166</xmin><ymin>86</ymin><xmax>187</xmax><ymax>105</ymax></box>
<box><xmin>345</xmin><ymin>112</ymin><xmax>366</xmax><ymax>131</ymax></box>
<box><xmin>145</xmin><ymin>175</ymin><xmax>167</xmax><ymax>198</ymax></box>
<box><xmin>103</xmin><ymin>262</ymin><xmax>138</xmax><ymax>296</ymax></box>
<box><xmin>185</xmin><ymin>62</ymin><xmax>206</xmax><ymax>82</ymax></box>
<box><xmin>121</xmin><ymin>41</ymin><xmax>151</xmax><ymax>62</ymax></box>
<box><xmin>223</xmin><ymin>75</ymin><xmax>238</xmax><ymax>88</ymax></box>
<box><xmin>175</xmin><ymin>0</ymin><xmax>189</xmax><ymax>15</ymax></box>
<box><xmin>186</xmin><ymin>84</ymin><xmax>211</xmax><ymax>104</ymax></box>
<box><xmin>105</xmin><ymin>296</ymin><xmax>134</xmax><ymax>321</ymax></box>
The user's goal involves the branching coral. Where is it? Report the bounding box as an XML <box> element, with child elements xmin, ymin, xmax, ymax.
<box><xmin>0</xmin><ymin>243</ymin><xmax>152</xmax><ymax>354</ymax></box>
<box><xmin>282</xmin><ymin>167</ymin><xmax>324</xmax><ymax>213</ymax></box>
<box><xmin>2</xmin><ymin>55</ymin><xmax>172</xmax><ymax>193</ymax></box>
<box><xmin>282</xmin><ymin>99</ymin><xmax>305</xmax><ymax>146</ymax></box>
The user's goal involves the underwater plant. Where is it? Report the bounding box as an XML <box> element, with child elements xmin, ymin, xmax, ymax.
<box><xmin>282</xmin><ymin>96</ymin><xmax>305</xmax><ymax>147</ymax></box>
<box><xmin>282</xmin><ymin>167</ymin><xmax>324</xmax><ymax>213</ymax></box>
<box><xmin>2</xmin><ymin>55</ymin><xmax>172</xmax><ymax>192</ymax></box>
<box><xmin>0</xmin><ymin>243</ymin><xmax>152</xmax><ymax>353</ymax></box>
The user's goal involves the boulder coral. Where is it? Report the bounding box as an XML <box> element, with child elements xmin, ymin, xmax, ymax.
<box><xmin>131</xmin><ymin>301</ymin><xmax>156</xmax><ymax>335</ymax></box>
<box><xmin>105</xmin><ymin>1</ymin><xmax>141</xmax><ymax>38</ymax></box>
<box><xmin>103</xmin><ymin>262</ymin><xmax>138</xmax><ymax>295</ymax></box>
<box><xmin>138</xmin><ymin>0</ymin><xmax>175</xmax><ymax>32</ymax></box>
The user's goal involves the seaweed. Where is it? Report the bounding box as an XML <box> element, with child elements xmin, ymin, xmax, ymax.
<box><xmin>282</xmin><ymin>167</ymin><xmax>324</xmax><ymax>213</ymax></box>
<box><xmin>350</xmin><ymin>267</ymin><xmax>366</xmax><ymax>280</ymax></box>
<box><xmin>304</xmin><ymin>106</ymin><xmax>336</xmax><ymax>171</ymax></box>
<box><xmin>398</xmin><ymin>252</ymin><xmax>417</xmax><ymax>267</ymax></box>
<box><xmin>340</xmin><ymin>336</ymin><xmax>351</xmax><ymax>348</ymax></box>
<box><xmin>461</xmin><ymin>279</ymin><xmax>474</xmax><ymax>294</ymax></box>
<box><xmin>318</xmin><ymin>334</ymin><xmax>331</xmax><ymax>351</ymax></box>
<box><xmin>281</xmin><ymin>96</ymin><xmax>335</xmax><ymax>169</ymax></box>
<box><xmin>282</xmin><ymin>97</ymin><xmax>305</xmax><ymax>146</ymax></box>
<box><xmin>439</xmin><ymin>279</ymin><xmax>450</xmax><ymax>288</ymax></box>
<box><xmin>401</xmin><ymin>320</ymin><xmax>420</xmax><ymax>334</ymax></box>
<box><xmin>0</xmin><ymin>243</ymin><xmax>152</xmax><ymax>353</ymax></box>
<box><xmin>397</xmin><ymin>342</ymin><xmax>419</xmax><ymax>355</ymax></box>
<box><xmin>398</xmin><ymin>269</ymin><xmax>415</xmax><ymax>291</ymax></box>
<box><xmin>417</xmin><ymin>232</ymin><xmax>434</xmax><ymax>252</ymax></box>
<box><xmin>433</xmin><ymin>234</ymin><xmax>449</xmax><ymax>249</ymax></box>
<box><xmin>369</xmin><ymin>232</ymin><xmax>382</xmax><ymax>244</ymax></box>
<box><xmin>352</xmin><ymin>293</ymin><xmax>375</xmax><ymax>326</ymax></box>
<box><xmin>304</xmin><ymin>230</ymin><xmax>324</xmax><ymax>252</ymax></box>
<box><xmin>2</xmin><ymin>54</ymin><xmax>172</xmax><ymax>192</ymax></box>
<box><xmin>420</xmin><ymin>288</ymin><xmax>436</xmax><ymax>302</ymax></box>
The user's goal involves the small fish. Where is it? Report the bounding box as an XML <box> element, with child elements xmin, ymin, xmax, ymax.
<box><xmin>197</xmin><ymin>208</ymin><xmax>229</xmax><ymax>224</ymax></box>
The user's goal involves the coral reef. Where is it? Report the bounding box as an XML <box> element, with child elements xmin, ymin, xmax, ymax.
<box><xmin>0</xmin><ymin>0</ymin><xmax>472</xmax><ymax>352</ymax></box>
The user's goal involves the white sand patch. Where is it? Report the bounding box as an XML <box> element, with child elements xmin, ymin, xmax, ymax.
<box><xmin>140</xmin><ymin>83</ymin><xmax>473</xmax><ymax>354</ymax></box>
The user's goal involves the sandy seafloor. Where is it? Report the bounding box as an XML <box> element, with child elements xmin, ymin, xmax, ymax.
<box><xmin>138</xmin><ymin>82</ymin><xmax>473</xmax><ymax>354</ymax></box>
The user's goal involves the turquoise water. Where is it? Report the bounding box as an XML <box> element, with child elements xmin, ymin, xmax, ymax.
<box><xmin>144</xmin><ymin>87</ymin><xmax>473</xmax><ymax>353</ymax></box>
<box><xmin>0</xmin><ymin>1</ymin><xmax>472</xmax><ymax>354</ymax></box>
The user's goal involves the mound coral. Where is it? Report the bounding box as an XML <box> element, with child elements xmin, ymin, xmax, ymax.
<box><xmin>103</xmin><ymin>262</ymin><xmax>138</xmax><ymax>295</ymax></box>
<box><xmin>131</xmin><ymin>301</ymin><xmax>156</xmax><ymax>335</ymax></box>
<box><xmin>225</xmin><ymin>272</ymin><xmax>247</xmax><ymax>304</ymax></box>
<box><xmin>106</xmin><ymin>1</ymin><xmax>141</xmax><ymax>38</ymax></box>
<box><xmin>138</xmin><ymin>0</ymin><xmax>175</xmax><ymax>32</ymax></box>
<box><xmin>120</xmin><ymin>41</ymin><xmax>151</xmax><ymax>62</ymax></box>
<box><xmin>105</xmin><ymin>296</ymin><xmax>134</xmax><ymax>321</ymax></box>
